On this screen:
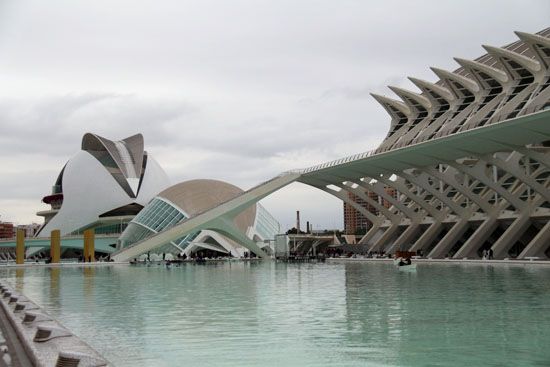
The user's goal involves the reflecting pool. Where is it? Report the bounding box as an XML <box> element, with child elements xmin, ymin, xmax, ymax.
<box><xmin>2</xmin><ymin>262</ymin><xmax>550</xmax><ymax>366</ymax></box>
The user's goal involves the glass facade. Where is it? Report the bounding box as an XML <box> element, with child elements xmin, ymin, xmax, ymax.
<box><xmin>118</xmin><ymin>197</ymin><xmax>282</xmax><ymax>255</ymax></box>
<box><xmin>70</xmin><ymin>221</ymin><xmax>130</xmax><ymax>236</ymax></box>
<box><xmin>254</xmin><ymin>204</ymin><xmax>280</xmax><ymax>240</ymax></box>
<box><xmin>133</xmin><ymin>198</ymin><xmax>186</xmax><ymax>232</ymax></box>
<box><xmin>118</xmin><ymin>197</ymin><xmax>197</xmax><ymax>252</ymax></box>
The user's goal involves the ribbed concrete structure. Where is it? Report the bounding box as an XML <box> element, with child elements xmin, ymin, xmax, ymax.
<box><xmin>298</xmin><ymin>28</ymin><xmax>550</xmax><ymax>260</ymax></box>
<box><xmin>112</xmin><ymin>28</ymin><xmax>550</xmax><ymax>262</ymax></box>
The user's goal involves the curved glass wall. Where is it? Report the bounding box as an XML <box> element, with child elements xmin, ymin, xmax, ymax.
<box><xmin>118</xmin><ymin>197</ymin><xmax>196</xmax><ymax>252</ymax></box>
<box><xmin>70</xmin><ymin>221</ymin><xmax>131</xmax><ymax>236</ymax></box>
<box><xmin>118</xmin><ymin>197</ymin><xmax>281</xmax><ymax>254</ymax></box>
<box><xmin>133</xmin><ymin>198</ymin><xmax>186</xmax><ymax>232</ymax></box>
<box><xmin>255</xmin><ymin>204</ymin><xmax>280</xmax><ymax>240</ymax></box>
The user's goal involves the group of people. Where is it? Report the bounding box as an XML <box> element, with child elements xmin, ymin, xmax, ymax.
<box><xmin>397</xmin><ymin>257</ymin><xmax>412</xmax><ymax>266</ymax></box>
<box><xmin>482</xmin><ymin>248</ymin><xmax>494</xmax><ymax>260</ymax></box>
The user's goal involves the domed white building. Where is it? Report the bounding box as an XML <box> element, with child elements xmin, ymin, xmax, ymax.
<box><xmin>118</xmin><ymin>179</ymin><xmax>280</xmax><ymax>257</ymax></box>
<box><xmin>36</xmin><ymin>133</ymin><xmax>171</xmax><ymax>237</ymax></box>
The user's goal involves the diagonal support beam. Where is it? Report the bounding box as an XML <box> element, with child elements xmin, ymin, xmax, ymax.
<box><xmin>518</xmin><ymin>220</ymin><xmax>550</xmax><ymax>259</ymax></box>
<box><xmin>409</xmin><ymin>221</ymin><xmax>444</xmax><ymax>253</ymax></box>
<box><xmin>385</xmin><ymin>222</ymin><xmax>423</xmax><ymax>254</ymax></box>
<box><xmin>491</xmin><ymin>214</ymin><xmax>532</xmax><ymax>259</ymax></box>
<box><xmin>427</xmin><ymin>218</ymin><xmax>470</xmax><ymax>258</ymax></box>
<box><xmin>452</xmin><ymin>217</ymin><xmax>499</xmax><ymax>259</ymax></box>
<box><xmin>369</xmin><ymin>223</ymin><xmax>401</xmax><ymax>253</ymax></box>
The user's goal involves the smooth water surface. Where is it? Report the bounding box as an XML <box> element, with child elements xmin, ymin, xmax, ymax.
<box><xmin>2</xmin><ymin>262</ymin><xmax>550</xmax><ymax>366</ymax></box>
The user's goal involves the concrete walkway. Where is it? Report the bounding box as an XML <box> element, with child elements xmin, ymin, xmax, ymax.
<box><xmin>326</xmin><ymin>257</ymin><xmax>550</xmax><ymax>266</ymax></box>
<box><xmin>0</xmin><ymin>262</ymin><xmax>127</xmax><ymax>270</ymax></box>
<box><xmin>0</xmin><ymin>304</ymin><xmax>32</xmax><ymax>367</ymax></box>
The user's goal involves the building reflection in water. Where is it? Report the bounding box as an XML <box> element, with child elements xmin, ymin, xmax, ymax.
<box><xmin>46</xmin><ymin>267</ymin><xmax>62</xmax><ymax>310</ymax></box>
<box><xmin>49</xmin><ymin>267</ymin><xmax>60</xmax><ymax>298</ymax></box>
<box><xmin>344</xmin><ymin>263</ymin><xmax>402</xmax><ymax>363</ymax></box>
<box><xmin>82</xmin><ymin>266</ymin><xmax>95</xmax><ymax>299</ymax></box>
<box><xmin>15</xmin><ymin>268</ymin><xmax>25</xmax><ymax>292</ymax></box>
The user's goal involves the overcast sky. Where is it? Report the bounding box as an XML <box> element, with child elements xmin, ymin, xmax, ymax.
<box><xmin>0</xmin><ymin>0</ymin><xmax>548</xmax><ymax>230</ymax></box>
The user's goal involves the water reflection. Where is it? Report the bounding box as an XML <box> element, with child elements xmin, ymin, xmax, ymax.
<box><xmin>48</xmin><ymin>267</ymin><xmax>61</xmax><ymax>310</ymax></box>
<box><xmin>82</xmin><ymin>266</ymin><xmax>95</xmax><ymax>299</ymax></box>
<box><xmin>15</xmin><ymin>268</ymin><xmax>24</xmax><ymax>291</ymax></box>
<box><xmin>1</xmin><ymin>263</ymin><xmax>550</xmax><ymax>366</ymax></box>
<box><xmin>49</xmin><ymin>267</ymin><xmax>60</xmax><ymax>296</ymax></box>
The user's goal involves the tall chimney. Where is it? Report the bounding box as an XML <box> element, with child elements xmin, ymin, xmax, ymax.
<box><xmin>296</xmin><ymin>211</ymin><xmax>301</xmax><ymax>232</ymax></box>
<box><xmin>306</xmin><ymin>221</ymin><xmax>310</xmax><ymax>234</ymax></box>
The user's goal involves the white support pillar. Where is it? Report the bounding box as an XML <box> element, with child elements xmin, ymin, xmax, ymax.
<box><xmin>491</xmin><ymin>214</ymin><xmax>532</xmax><ymax>259</ymax></box>
<box><xmin>358</xmin><ymin>221</ymin><xmax>384</xmax><ymax>245</ymax></box>
<box><xmin>518</xmin><ymin>220</ymin><xmax>550</xmax><ymax>259</ymax></box>
<box><xmin>369</xmin><ymin>223</ymin><xmax>401</xmax><ymax>253</ymax></box>
<box><xmin>452</xmin><ymin>217</ymin><xmax>499</xmax><ymax>259</ymax></box>
<box><xmin>409</xmin><ymin>221</ymin><xmax>445</xmax><ymax>253</ymax></box>
<box><xmin>385</xmin><ymin>221</ymin><xmax>423</xmax><ymax>254</ymax></box>
<box><xmin>427</xmin><ymin>218</ymin><xmax>470</xmax><ymax>258</ymax></box>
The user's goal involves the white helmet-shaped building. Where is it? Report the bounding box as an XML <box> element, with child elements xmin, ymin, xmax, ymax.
<box><xmin>36</xmin><ymin>133</ymin><xmax>171</xmax><ymax>236</ymax></box>
<box><xmin>118</xmin><ymin>179</ymin><xmax>280</xmax><ymax>257</ymax></box>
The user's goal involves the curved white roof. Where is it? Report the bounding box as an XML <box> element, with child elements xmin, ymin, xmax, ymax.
<box><xmin>37</xmin><ymin>134</ymin><xmax>170</xmax><ymax>236</ymax></box>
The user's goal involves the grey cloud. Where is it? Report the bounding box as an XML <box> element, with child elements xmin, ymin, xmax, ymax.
<box><xmin>307</xmin><ymin>75</ymin><xmax>410</xmax><ymax>103</ymax></box>
<box><xmin>0</xmin><ymin>94</ymin><xmax>197</xmax><ymax>157</ymax></box>
<box><xmin>0</xmin><ymin>88</ymin><xmax>384</xmax><ymax>162</ymax></box>
<box><xmin>0</xmin><ymin>170</ymin><xmax>56</xmax><ymax>200</ymax></box>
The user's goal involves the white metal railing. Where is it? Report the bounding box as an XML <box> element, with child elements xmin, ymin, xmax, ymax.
<box><xmin>299</xmin><ymin>148</ymin><xmax>377</xmax><ymax>174</ymax></box>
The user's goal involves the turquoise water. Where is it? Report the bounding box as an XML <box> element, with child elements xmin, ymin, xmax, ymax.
<box><xmin>1</xmin><ymin>261</ymin><xmax>550</xmax><ymax>366</ymax></box>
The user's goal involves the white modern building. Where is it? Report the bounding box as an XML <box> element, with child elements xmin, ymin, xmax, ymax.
<box><xmin>113</xmin><ymin>28</ymin><xmax>550</xmax><ymax>262</ymax></box>
<box><xmin>32</xmin><ymin>133</ymin><xmax>281</xmax><ymax>259</ymax></box>
<box><xmin>36</xmin><ymin>133</ymin><xmax>171</xmax><ymax>237</ymax></box>
<box><xmin>117</xmin><ymin>179</ymin><xmax>280</xmax><ymax>257</ymax></box>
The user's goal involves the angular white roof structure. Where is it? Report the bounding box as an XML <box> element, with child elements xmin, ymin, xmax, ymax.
<box><xmin>37</xmin><ymin>133</ymin><xmax>170</xmax><ymax>236</ymax></box>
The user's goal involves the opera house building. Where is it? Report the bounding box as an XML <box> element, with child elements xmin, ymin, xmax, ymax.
<box><xmin>34</xmin><ymin>133</ymin><xmax>280</xmax><ymax>258</ymax></box>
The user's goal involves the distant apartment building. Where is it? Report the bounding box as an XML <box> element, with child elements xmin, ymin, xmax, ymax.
<box><xmin>0</xmin><ymin>222</ymin><xmax>41</xmax><ymax>239</ymax></box>
<box><xmin>0</xmin><ymin>222</ymin><xmax>14</xmax><ymax>239</ymax></box>
<box><xmin>343</xmin><ymin>193</ymin><xmax>371</xmax><ymax>234</ymax></box>
<box><xmin>17</xmin><ymin>223</ymin><xmax>41</xmax><ymax>238</ymax></box>
<box><xmin>343</xmin><ymin>187</ymin><xmax>397</xmax><ymax>234</ymax></box>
